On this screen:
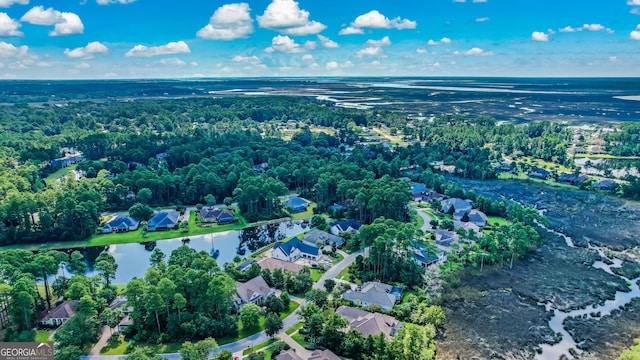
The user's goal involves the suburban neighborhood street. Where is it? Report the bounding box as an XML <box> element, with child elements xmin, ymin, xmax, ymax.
<box><xmin>81</xmin><ymin>247</ymin><xmax>360</xmax><ymax>360</ymax></box>
<box><xmin>416</xmin><ymin>209</ymin><xmax>433</xmax><ymax>232</ymax></box>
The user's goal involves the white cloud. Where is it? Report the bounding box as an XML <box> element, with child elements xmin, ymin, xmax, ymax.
<box><xmin>325</xmin><ymin>60</ymin><xmax>353</xmax><ymax>70</ymax></box>
<box><xmin>464</xmin><ymin>47</ymin><xmax>493</xmax><ymax>56</ymax></box>
<box><xmin>366</xmin><ymin>36</ymin><xmax>391</xmax><ymax>46</ymax></box>
<box><xmin>125</xmin><ymin>41</ymin><xmax>190</xmax><ymax>57</ymax></box>
<box><xmin>531</xmin><ymin>31</ymin><xmax>549</xmax><ymax>42</ymax></box>
<box><xmin>631</xmin><ymin>8</ymin><xmax>640</xmax><ymax>15</ymax></box>
<box><xmin>475</xmin><ymin>17</ymin><xmax>489</xmax><ymax>22</ymax></box>
<box><xmin>232</xmin><ymin>55</ymin><xmax>262</xmax><ymax>64</ymax></box>
<box><xmin>609</xmin><ymin>56</ymin><xmax>617</xmax><ymax>62</ymax></box>
<box><xmin>317</xmin><ymin>34</ymin><xmax>339</xmax><ymax>48</ymax></box>
<box><xmin>631</xmin><ymin>25</ymin><xmax>640</xmax><ymax>40</ymax></box>
<box><xmin>326</xmin><ymin>61</ymin><xmax>338</xmax><ymax>69</ymax></box>
<box><xmin>473</xmin><ymin>0</ymin><xmax>487</xmax><ymax>2</ymax></box>
<box><xmin>197</xmin><ymin>3</ymin><xmax>254</xmax><ymax>40</ymax></box>
<box><xmin>21</xmin><ymin>6</ymin><xmax>84</xmax><ymax>36</ymax></box>
<box><xmin>0</xmin><ymin>13</ymin><xmax>21</xmax><ymax>36</ymax></box>
<box><xmin>257</xmin><ymin>0</ymin><xmax>326</xmax><ymax>36</ymax></box>
<box><xmin>301</xmin><ymin>54</ymin><xmax>313</xmax><ymax>60</ymax></box>
<box><xmin>416</xmin><ymin>48</ymin><xmax>427</xmax><ymax>54</ymax></box>
<box><xmin>427</xmin><ymin>37</ymin><xmax>451</xmax><ymax>45</ymax></box>
<box><xmin>74</xmin><ymin>62</ymin><xmax>90</xmax><ymax>69</ymax></box>
<box><xmin>340</xmin><ymin>10</ymin><xmax>416</xmax><ymax>35</ymax></box>
<box><xmin>96</xmin><ymin>0</ymin><xmax>136</xmax><ymax>4</ymax></box>
<box><xmin>0</xmin><ymin>0</ymin><xmax>28</xmax><ymax>7</ymax></box>
<box><xmin>628</xmin><ymin>0</ymin><xmax>640</xmax><ymax>5</ymax></box>
<box><xmin>158</xmin><ymin>58</ymin><xmax>186</xmax><ymax>67</ymax></box>
<box><xmin>64</xmin><ymin>41</ymin><xmax>108</xmax><ymax>59</ymax></box>
<box><xmin>583</xmin><ymin>23</ymin><xmax>604</xmax><ymax>31</ymax></box>
<box><xmin>338</xmin><ymin>26</ymin><xmax>363</xmax><ymax>35</ymax></box>
<box><xmin>0</xmin><ymin>40</ymin><xmax>27</xmax><ymax>57</ymax></box>
<box><xmin>559</xmin><ymin>23</ymin><xmax>613</xmax><ymax>34</ymax></box>
<box><xmin>264</xmin><ymin>35</ymin><xmax>315</xmax><ymax>53</ymax></box>
<box><xmin>356</xmin><ymin>46</ymin><xmax>383</xmax><ymax>57</ymax></box>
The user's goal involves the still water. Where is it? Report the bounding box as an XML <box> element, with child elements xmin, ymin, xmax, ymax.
<box><xmin>55</xmin><ymin>221</ymin><xmax>307</xmax><ymax>284</ymax></box>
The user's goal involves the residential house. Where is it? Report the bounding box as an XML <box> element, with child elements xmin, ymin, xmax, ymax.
<box><xmin>411</xmin><ymin>241</ymin><xmax>447</xmax><ymax>268</ymax></box>
<box><xmin>589</xmin><ymin>146</ymin><xmax>605</xmax><ymax>154</ymax></box>
<box><xmin>411</xmin><ymin>182</ymin><xmax>428</xmax><ymax>201</ymax></box>
<box><xmin>40</xmin><ymin>300</ymin><xmax>77</xmax><ymax>327</ymax></box>
<box><xmin>496</xmin><ymin>162</ymin><xmax>515</xmax><ymax>173</ymax></box>
<box><xmin>284</xmin><ymin>195</ymin><xmax>310</xmax><ymax>213</ymax></box>
<box><xmin>329</xmin><ymin>219</ymin><xmax>363</xmax><ymax>236</ymax></box>
<box><xmin>440</xmin><ymin>198</ymin><xmax>473</xmax><ymax>214</ymax></box>
<box><xmin>309</xmin><ymin>349</ymin><xmax>341</xmax><ymax>360</ymax></box>
<box><xmin>335</xmin><ymin>306</ymin><xmax>403</xmax><ymax>340</ymax></box>
<box><xmin>558</xmin><ymin>173</ymin><xmax>589</xmax><ymax>185</ymax></box>
<box><xmin>304</xmin><ymin>229</ymin><xmax>344</xmax><ymax>248</ymax></box>
<box><xmin>593</xmin><ymin>179</ymin><xmax>617</xmax><ymax>190</ymax></box>
<box><xmin>109</xmin><ymin>295</ymin><xmax>133</xmax><ymax>316</ymax></box>
<box><xmin>147</xmin><ymin>210</ymin><xmax>180</xmax><ymax>231</ymax></box>
<box><xmin>102</xmin><ymin>216</ymin><xmax>140</xmax><ymax>234</ymax></box>
<box><xmin>200</xmin><ymin>207</ymin><xmax>235</xmax><ymax>224</ymax></box>
<box><xmin>328</xmin><ymin>199</ymin><xmax>353</xmax><ymax>213</ymax></box>
<box><xmin>236</xmin><ymin>259</ymin><xmax>256</xmax><ymax>273</ymax></box>
<box><xmin>573</xmin><ymin>147</ymin><xmax>587</xmax><ymax>154</ymax></box>
<box><xmin>255</xmin><ymin>257</ymin><xmax>304</xmax><ymax>274</ymax></box>
<box><xmin>234</xmin><ymin>275</ymin><xmax>275</xmax><ymax>308</ymax></box>
<box><xmin>253</xmin><ymin>162</ymin><xmax>269</xmax><ymax>173</ymax></box>
<box><xmin>435</xmin><ymin>230</ymin><xmax>460</xmax><ymax>251</ymax></box>
<box><xmin>453</xmin><ymin>221</ymin><xmax>481</xmax><ymax>235</ymax></box>
<box><xmin>466</xmin><ymin>209</ymin><xmax>488</xmax><ymax>227</ymax></box>
<box><xmin>342</xmin><ymin>282</ymin><xmax>401</xmax><ymax>311</ymax></box>
<box><xmin>118</xmin><ymin>315</ymin><xmax>133</xmax><ymax>333</ymax></box>
<box><xmin>529</xmin><ymin>168</ymin><xmax>551</xmax><ymax>180</ymax></box>
<box><xmin>49</xmin><ymin>149</ymin><xmax>85</xmax><ymax>168</ymax></box>
<box><xmin>274</xmin><ymin>350</ymin><xmax>303</xmax><ymax>360</ymax></box>
<box><xmin>271</xmin><ymin>238</ymin><xmax>321</xmax><ymax>262</ymax></box>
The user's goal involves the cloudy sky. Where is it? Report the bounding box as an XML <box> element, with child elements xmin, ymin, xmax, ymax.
<box><xmin>0</xmin><ymin>0</ymin><xmax>639</xmax><ymax>79</ymax></box>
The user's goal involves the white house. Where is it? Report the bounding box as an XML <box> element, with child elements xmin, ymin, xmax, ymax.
<box><xmin>272</xmin><ymin>238</ymin><xmax>321</xmax><ymax>262</ymax></box>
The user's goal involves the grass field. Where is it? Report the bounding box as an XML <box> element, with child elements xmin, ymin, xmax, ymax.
<box><xmin>574</xmin><ymin>153</ymin><xmax>640</xmax><ymax>160</ymax></box>
<box><xmin>310</xmin><ymin>269</ymin><xmax>323</xmax><ymax>282</ymax></box>
<box><xmin>289</xmin><ymin>203</ymin><xmax>316</xmax><ymax>221</ymax></box>
<box><xmin>285</xmin><ymin>322</ymin><xmax>303</xmax><ymax>335</ymax></box>
<box><xmin>242</xmin><ymin>338</ymin><xmax>276</xmax><ymax>355</ymax></box>
<box><xmin>332</xmin><ymin>252</ymin><xmax>344</xmax><ymax>264</ymax></box>
<box><xmin>35</xmin><ymin>330</ymin><xmax>51</xmax><ymax>342</ymax></box>
<box><xmin>487</xmin><ymin>216</ymin><xmax>509</xmax><ymax>226</ymax></box>
<box><xmin>498</xmin><ymin>172</ymin><xmax>577</xmax><ymax>189</ymax></box>
<box><xmin>218</xmin><ymin>300</ymin><xmax>299</xmax><ymax>345</ymax></box>
<box><xmin>44</xmin><ymin>164</ymin><xmax>78</xmax><ymax>183</ymax></box>
<box><xmin>336</xmin><ymin>265</ymin><xmax>352</xmax><ymax>282</ymax></box>
<box><xmin>413</xmin><ymin>211</ymin><xmax>425</xmax><ymax>229</ymax></box>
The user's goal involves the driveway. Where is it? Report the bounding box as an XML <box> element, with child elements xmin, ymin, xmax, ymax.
<box><xmin>313</xmin><ymin>249</ymin><xmax>363</xmax><ymax>291</ymax></box>
<box><xmin>417</xmin><ymin>209</ymin><xmax>433</xmax><ymax>232</ymax></box>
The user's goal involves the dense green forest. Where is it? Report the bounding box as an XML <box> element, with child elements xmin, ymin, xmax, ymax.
<box><xmin>0</xmin><ymin>96</ymin><xmax>603</xmax><ymax>246</ymax></box>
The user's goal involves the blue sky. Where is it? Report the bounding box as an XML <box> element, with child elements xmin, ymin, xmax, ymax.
<box><xmin>0</xmin><ymin>0</ymin><xmax>639</xmax><ymax>78</ymax></box>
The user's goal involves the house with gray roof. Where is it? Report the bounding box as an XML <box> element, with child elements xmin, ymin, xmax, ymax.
<box><xmin>272</xmin><ymin>238</ymin><xmax>321</xmax><ymax>262</ymax></box>
<box><xmin>441</xmin><ymin>198</ymin><xmax>473</xmax><ymax>214</ymax></box>
<box><xmin>147</xmin><ymin>210</ymin><xmax>180</xmax><ymax>231</ymax></box>
<box><xmin>283</xmin><ymin>195</ymin><xmax>310</xmax><ymax>213</ymax></box>
<box><xmin>274</xmin><ymin>350</ymin><xmax>303</xmax><ymax>360</ymax></box>
<box><xmin>467</xmin><ymin>209</ymin><xmax>488</xmax><ymax>227</ymax></box>
<box><xmin>40</xmin><ymin>300</ymin><xmax>78</xmax><ymax>327</ymax></box>
<box><xmin>329</xmin><ymin>219</ymin><xmax>362</xmax><ymax>236</ymax></box>
<box><xmin>335</xmin><ymin>306</ymin><xmax>403</xmax><ymax>340</ymax></box>
<box><xmin>234</xmin><ymin>275</ymin><xmax>274</xmax><ymax>308</ymax></box>
<box><xmin>309</xmin><ymin>349</ymin><xmax>341</xmax><ymax>360</ymax></box>
<box><xmin>411</xmin><ymin>241</ymin><xmax>447</xmax><ymax>268</ymax></box>
<box><xmin>435</xmin><ymin>229</ymin><xmax>460</xmax><ymax>251</ymax></box>
<box><xmin>200</xmin><ymin>207</ymin><xmax>235</xmax><ymax>224</ymax></box>
<box><xmin>593</xmin><ymin>179</ymin><xmax>617</xmax><ymax>190</ymax></box>
<box><xmin>342</xmin><ymin>282</ymin><xmax>400</xmax><ymax>311</ymax></box>
<box><xmin>304</xmin><ymin>229</ymin><xmax>344</xmax><ymax>248</ymax></box>
<box><xmin>102</xmin><ymin>216</ymin><xmax>140</xmax><ymax>234</ymax></box>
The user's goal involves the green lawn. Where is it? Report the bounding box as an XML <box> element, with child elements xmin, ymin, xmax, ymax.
<box><xmin>414</xmin><ymin>211</ymin><xmax>425</xmax><ymax>229</ymax></box>
<box><xmin>0</xmin><ymin>207</ymin><xmax>250</xmax><ymax>251</ymax></box>
<box><xmin>332</xmin><ymin>252</ymin><xmax>344</xmax><ymax>264</ymax></box>
<box><xmin>285</xmin><ymin>322</ymin><xmax>303</xmax><ymax>335</ymax></box>
<box><xmin>487</xmin><ymin>216</ymin><xmax>509</xmax><ymax>227</ymax></box>
<box><xmin>498</xmin><ymin>172</ymin><xmax>577</xmax><ymax>189</ymax></box>
<box><xmin>289</xmin><ymin>203</ymin><xmax>316</xmax><ymax>221</ymax></box>
<box><xmin>310</xmin><ymin>269</ymin><xmax>323</xmax><ymax>282</ymax></box>
<box><xmin>44</xmin><ymin>164</ymin><xmax>78</xmax><ymax>183</ymax></box>
<box><xmin>100</xmin><ymin>337</ymin><xmax>129</xmax><ymax>355</ymax></box>
<box><xmin>336</xmin><ymin>265</ymin><xmax>352</xmax><ymax>282</ymax></box>
<box><xmin>35</xmin><ymin>330</ymin><xmax>51</xmax><ymax>342</ymax></box>
<box><xmin>291</xmin><ymin>333</ymin><xmax>316</xmax><ymax>350</ymax></box>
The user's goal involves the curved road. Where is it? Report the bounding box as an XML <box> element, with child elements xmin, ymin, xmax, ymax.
<box><xmin>416</xmin><ymin>209</ymin><xmax>433</xmax><ymax>232</ymax></box>
<box><xmin>81</xmin><ymin>249</ymin><xmax>362</xmax><ymax>360</ymax></box>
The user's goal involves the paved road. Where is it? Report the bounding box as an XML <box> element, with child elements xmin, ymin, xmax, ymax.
<box><xmin>416</xmin><ymin>209</ymin><xmax>433</xmax><ymax>232</ymax></box>
<box><xmin>88</xmin><ymin>326</ymin><xmax>113</xmax><ymax>356</ymax></box>
<box><xmin>81</xmin><ymin>248</ymin><xmax>360</xmax><ymax>360</ymax></box>
<box><xmin>314</xmin><ymin>249</ymin><xmax>363</xmax><ymax>291</ymax></box>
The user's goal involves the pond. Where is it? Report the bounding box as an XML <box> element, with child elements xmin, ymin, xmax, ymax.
<box><xmin>53</xmin><ymin>221</ymin><xmax>308</xmax><ymax>284</ymax></box>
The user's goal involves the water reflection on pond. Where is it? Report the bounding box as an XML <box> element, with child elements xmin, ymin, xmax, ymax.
<box><xmin>65</xmin><ymin>221</ymin><xmax>307</xmax><ymax>284</ymax></box>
